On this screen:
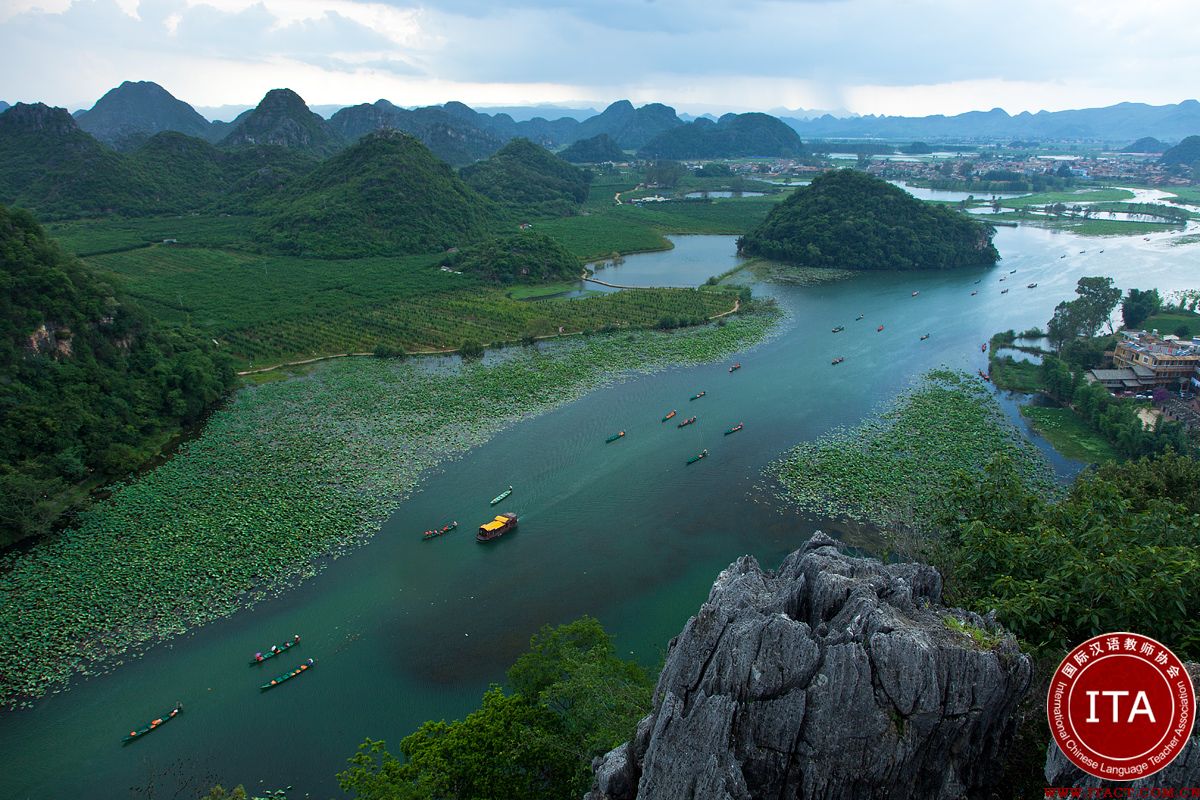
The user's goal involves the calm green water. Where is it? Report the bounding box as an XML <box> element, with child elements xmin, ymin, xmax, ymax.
<box><xmin>4</xmin><ymin>225</ymin><xmax>1200</xmax><ymax>799</ymax></box>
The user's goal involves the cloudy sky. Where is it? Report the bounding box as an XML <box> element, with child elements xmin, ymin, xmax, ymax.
<box><xmin>2</xmin><ymin>0</ymin><xmax>1198</xmax><ymax>118</ymax></box>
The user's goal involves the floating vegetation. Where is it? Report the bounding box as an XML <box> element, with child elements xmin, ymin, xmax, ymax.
<box><xmin>0</xmin><ymin>311</ymin><xmax>778</xmax><ymax>706</ymax></box>
<box><xmin>770</xmin><ymin>369</ymin><xmax>1053</xmax><ymax>530</ymax></box>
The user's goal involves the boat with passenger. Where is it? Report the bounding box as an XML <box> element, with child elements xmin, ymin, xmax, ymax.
<box><xmin>662</xmin><ymin>409</ymin><xmax>676</xmax><ymax>422</ymax></box>
<box><xmin>606</xmin><ymin>431</ymin><xmax>625</xmax><ymax>443</ymax></box>
<box><xmin>690</xmin><ymin>391</ymin><xmax>706</xmax><ymax>401</ymax></box>
<box><xmin>477</xmin><ymin>512</ymin><xmax>518</xmax><ymax>542</ymax></box>
<box><xmin>686</xmin><ymin>449</ymin><xmax>709</xmax><ymax>465</ymax></box>
<box><xmin>677</xmin><ymin>416</ymin><xmax>697</xmax><ymax>428</ymax></box>
<box><xmin>123</xmin><ymin>703</ymin><xmax>182</xmax><ymax>744</ymax></box>
<box><xmin>831</xmin><ymin>357</ymin><xmax>844</xmax><ymax>365</ymax></box>
<box><xmin>260</xmin><ymin>658</ymin><xmax>315</xmax><ymax>691</ymax></box>
<box><xmin>250</xmin><ymin>635</ymin><xmax>301</xmax><ymax>664</ymax></box>
<box><xmin>422</xmin><ymin>522</ymin><xmax>458</xmax><ymax>540</ymax></box>
<box><xmin>831</xmin><ymin>325</ymin><xmax>844</xmax><ymax>333</ymax></box>
<box><xmin>724</xmin><ymin>423</ymin><xmax>744</xmax><ymax>435</ymax></box>
<box><xmin>490</xmin><ymin>486</ymin><xmax>513</xmax><ymax>505</ymax></box>
<box><xmin>729</xmin><ymin>363</ymin><xmax>741</xmax><ymax>372</ymax></box>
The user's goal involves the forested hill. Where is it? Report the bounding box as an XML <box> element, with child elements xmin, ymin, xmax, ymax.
<box><xmin>739</xmin><ymin>169</ymin><xmax>999</xmax><ymax>270</ymax></box>
<box><xmin>0</xmin><ymin>205</ymin><xmax>233</xmax><ymax>546</ymax></box>
<box><xmin>255</xmin><ymin>130</ymin><xmax>502</xmax><ymax>258</ymax></box>
<box><xmin>558</xmin><ymin>133</ymin><xmax>626</xmax><ymax>163</ymax></box>
<box><xmin>219</xmin><ymin>89</ymin><xmax>344</xmax><ymax>156</ymax></box>
<box><xmin>638</xmin><ymin>112</ymin><xmax>806</xmax><ymax>159</ymax></box>
<box><xmin>75</xmin><ymin>80</ymin><xmax>211</xmax><ymax>151</ymax></box>
<box><xmin>1160</xmin><ymin>135</ymin><xmax>1200</xmax><ymax>166</ymax></box>
<box><xmin>459</xmin><ymin>138</ymin><xmax>590</xmax><ymax>217</ymax></box>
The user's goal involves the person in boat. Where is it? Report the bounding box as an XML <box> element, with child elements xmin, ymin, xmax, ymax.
<box><xmin>294</xmin><ymin>634</ymin><xmax>300</xmax><ymax>643</ymax></box>
<box><xmin>255</xmin><ymin>652</ymin><xmax>264</xmax><ymax>662</ymax></box>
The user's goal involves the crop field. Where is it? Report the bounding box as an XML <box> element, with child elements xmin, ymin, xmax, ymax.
<box><xmin>771</xmin><ymin>369</ymin><xmax>1053</xmax><ymax>530</ymax></box>
<box><xmin>0</xmin><ymin>310</ymin><xmax>779</xmax><ymax>705</ymax></box>
<box><xmin>46</xmin><ymin>215</ymin><xmax>256</xmax><ymax>256</ymax></box>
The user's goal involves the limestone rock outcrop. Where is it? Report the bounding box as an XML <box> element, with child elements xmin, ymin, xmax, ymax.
<box><xmin>587</xmin><ymin>533</ymin><xmax>1032</xmax><ymax>800</ymax></box>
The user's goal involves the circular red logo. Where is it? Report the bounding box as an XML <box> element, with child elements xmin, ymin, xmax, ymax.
<box><xmin>1047</xmin><ymin>632</ymin><xmax>1194</xmax><ymax>781</ymax></box>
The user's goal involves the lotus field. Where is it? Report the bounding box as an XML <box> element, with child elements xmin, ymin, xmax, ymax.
<box><xmin>771</xmin><ymin>369</ymin><xmax>1053</xmax><ymax>529</ymax></box>
<box><xmin>0</xmin><ymin>311</ymin><xmax>777</xmax><ymax>706</ymax></box>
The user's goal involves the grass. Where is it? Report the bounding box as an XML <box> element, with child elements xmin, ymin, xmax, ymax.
<box><xmin>0</xmin><ymin>309</ymin><xmax>779</xmax><ymax>706</ymax></box>
<box><xmin>1021</xmin><ymin>406</ymin><xmax>1120</xmax><ymax>463</ymax></box>
<box><xmin>943</xmin><ymin>616</ymin><xmax>1004</xmax><ymax>650</ymax></box>
<box><xmin>771</xmin><ymin>369</ymin><xmax>1052</xmax><ymax>531</ymax></box>
<box><xmin>45</xmin><ymin>215</ymin><xmax>256</xmax><ymax>256</ymax></box>
<box><xmin>504</xmin><ymin>281</ymin><xmax>588</xmax><ymax>300</ymax></box>
<box><xmin>87</xmin><ymin>244</ymin><xmax>742</xmax><ymax>367</ymax></box>
<box><xmin>1162</xmin><ymin>187</ymin><xmax>1200</xmax><ymax>206</ymax></box>
<box><xmin>989</xmin><ymin>356</ymin><xmax>1044</xmax><ymax>393</ymax></box>
<box><xmin>998</xmin><ymin>188</ymin><xmax>1136</xmax><ymax>209</ymax></box>
<box><xmin>1141</xmin><ymin>309</ymin><xmax>1200</xmax><ymax>335</ymax></box>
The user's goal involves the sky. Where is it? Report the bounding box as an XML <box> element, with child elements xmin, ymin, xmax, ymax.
<box><xmin>2</xmin><ymin>0</ymin><xmax>1199</xmax><ymax>119</ymax></box>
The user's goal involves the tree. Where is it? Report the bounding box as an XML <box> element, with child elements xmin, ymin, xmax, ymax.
<box><xmin>1121</xmin><ymin>288</ymin><xmax>1162</xmax><ymax>330</ymax></box>
<box><xmin>1073</xmin><ymin>276</ymin><xmax>1122</xmax><ymax>336</ymax></box>
<box><xmin>1046</xmin><ymin>301</ymin><xmax>1083</xmax><ymax>352</ymax></box>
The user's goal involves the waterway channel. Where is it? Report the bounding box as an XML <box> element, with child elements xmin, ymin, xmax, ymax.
<box><xmin>4</xmin><ymin>224</ymin><xmax>1200</xmax><ymax>799</ymax></box>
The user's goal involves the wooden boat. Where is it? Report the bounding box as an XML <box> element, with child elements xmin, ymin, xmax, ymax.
<box><xmin>1009</xmin><ymin>269</ymin><xmax>1017</xmax><ymax>274</ymax></box>
<box><xmin>728</xmin><ymin>363</ymin><xmax>741</xmax><ymax>372</ymax></box>
<box><xmin>490</xmin><ymin>486</ymin><xmax>513</xmax><ymax>505</ymax></box>
<box><xmin>1027</xmin><ymin>283</ymin><xmax>1038</xmax><ymax>288</ymax></box>
<box><xmin>123</xmin><ymin>703</ymin><xmax>182</xmax><ymax>744</ymax></box>
<box><xmin>973</xmin><ymin>279</ymin><xmax>981</xmax><ymax>284</ymax></box>
<box><xmin>981</xmin><ymin>343</ymin><xmax>988</xmax><ymax>352</ymax></box>
<box><xmin>999</xmin><ymin>276</ymin><xmax>1006</xmax><ymax>282</ymax></box>
<box><xmin>662</xmin><ymin>409</ymin><xmax>677</xmax><ymax>422</ymax></box>
<box><xmin>724</xmin><ymin>423</ymin><xmax>744</xmax><ymax>435</ymax></box>
<box><xmin>689</xmin><ymin>391</ymin><xmax>706</xmax><ymax>401</ymax></box>
<box><xmin>911</xmin><ymin>291</ymin><xmax>919</xmax><ymax>297</ymax></box>
<box><xmin>606</xmin><ymin>431</ymin><xmax>625</xmax><ymax>443</ymax></box>
<box><xmin>1060</xmin><ymin>254</ymin><xmax>1066</xmax><ymax>258</ymax></box>
<box><xmin>1001</xmin><ymin>288</ymin><xmax>1009</xmax><ymax>294</ymax></box>
<box><xmin>978</xmin><ymin>369</ymin><xmax>991</xmax><ymax>382</ymax></box>
<box><xmin>686</xmin><ymin>449</ymin><xmax>709</xmax><ymax>465</ymax></box>
<box><xmin>422</xmin><ymin>521</ymin><xmax>458</xmax><ymax>540</ymax></box>
<box><xmin>477</xmin><ymin>512</ymin><xmax>517</xmax><ymax>542</ymax></box>
<box><xmin>677</xmin><ymin>416</ymin><xmax>697</xmax><ymax>428</ymax></box>
<box><xmin>831</xmin><ymin>357</ymin><xmax>844</xmax><ymax>365</ymax></box>
<box><xmin>876</xmin><ymin>325</ymin><xmax>884</xmax><ymax>332</ymax></box>
<box><xmin>855</xmin><ymin>314</ymin><xmax>865</xmax><ymax>321</ymax></box>
<box><xmin>970</xmin><ymin>291</ymin><xmax>978</xmax><ymax>296</ymax></box>
<box><xmin>831</xmin><ymin>325</ymin><xmax>844</xmax><ymax>333</ymax></box>
<box><xmin>250</xmin><ymin>635</ymin><xmax>301</xmax><ymax>664</ymax></box>
<box><xmin>920</xmin><ymin>334</ymin><xmax>930</xmax><ymax>341</ymax></box>
<box><xmin>260</xmin><ymin>658</ymin><xmax>315</xmax><ymax>691</ymax></box>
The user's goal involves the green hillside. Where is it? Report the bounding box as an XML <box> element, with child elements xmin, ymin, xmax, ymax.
<box><xmin>256</xmin><ymin>130</ymin><xmax>501</xmax><ymax>257</ymax></box>
<box><xmin>1160</xmin><ymin>135</ymin><xmax>1200</xmax><ymax>166</ymax></box>
<box><xmin>0</xmin><ymin>205</ymin><xmax>233</xmax><ymax>545</ymax></box>
<box><xmin>637</xmin><ymin>113</ymin><xmax>806</xmax><ymax>159</ymax></box>
<box><xmin>460</xmin><ymin>138</ymin><xmax>590</xmax><ymax>218</ymax></box>
<box><xmin>0</xmin><ymin>104</ymin><xmax>158</xmax><ymax>219</ymax></box>
<box><xmin>559</xmin><ymin>133</ymin><xmax>626</xmax><ymax>163</ymax></box>
<box><xmin>447</xmin><ymin>232</ymin><xmax>580</xmax><ymax>284</ymax></box>
<box><xmin>739</xmin><ymin>169</ymin><xmax>998</xmax><ymax>270</ymax></box>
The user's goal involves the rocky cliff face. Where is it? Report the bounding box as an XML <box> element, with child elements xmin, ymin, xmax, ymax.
<box><xmin>587</xmin><ymin>533</ymin><xmax>1032</xmax><ymax>800</ymax></box>
<box><xmin>1044</xmin><ymin>662</ymin><xmax>1199</xmax><ymax>790</ymax></box>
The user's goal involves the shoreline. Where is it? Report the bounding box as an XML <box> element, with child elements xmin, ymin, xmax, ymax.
<box><xmin>0</xmin><ymin>310</ymin><xmax>778</xmax><ymax>708</ymax></box>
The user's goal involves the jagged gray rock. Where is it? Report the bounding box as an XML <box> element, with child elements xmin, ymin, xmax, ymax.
<box><xmin>1044</xmin><ymin>662</ymin><xmax>1199</xmax><ymax>790</ymax></box>
<box><xmin>586</xmin><ymin>532</ymin><xmax>1032</xmax><ymax>800</ymax></box>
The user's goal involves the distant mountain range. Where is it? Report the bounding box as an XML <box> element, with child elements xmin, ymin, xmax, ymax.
<box><xmin>780</xmin><ymin>100</ymin><xmax>1200</xmax><ymax>143</ymax></box>
<box><xmin>75</xmin><ymin>81</ymin><xmax>210</xmax><ymax>150</ymax></box>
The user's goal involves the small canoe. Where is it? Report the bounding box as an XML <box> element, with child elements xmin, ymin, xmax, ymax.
<box><xmin>728</xmin><ymin>363</ymin><xmax>741</xmax><ymax>372</ymax></box>
<box><xmin>1009</xmin><ymin>269</ymin><xmax>1017</xmax><ymax>274</ymax></box>
<box><xmin>662</xmin><ymin>409</ymin><xmax>677</xmax><ymax>422</ymax></box>
<box><xmin>490</xmin><ymin>486</ymin><xmax>513</xmax><ymax>505</ymax></box>
<box><xmin>831</xmin><ymin>326</ymin><xmax>844</xmax><ymax>333</ymax></box>
<box><xmin>970</xmin><ymin>291</ymin><xmax>978</xmax><ymax>296</ymax></box>
<box><xmin>1027</xmin><ymin>283</ymin><xmax>1038</xmax><ymax>288</ymax></box>
<box><xmin>981</xmin><ymin>343</ymin><xmax>988</xmax><ymax>352</ymax></box>
<box><xmin>690</xmin><ymin>391</ymin><xmax>706</xmax><ymax>401</ymax></box>
<box><xmin>686</xmin><ymin>449</ymin><xmax>709</xmax><ymax>465</ymax></box>
<box><xmin>677</xmin><ymin>416</ymin><xmax>697</xmax><ymax>428</ymax></box>
<box><xmin>855</xmin><ymin>314</ymin><xmax>865</xmax><ymax>321</ymax></box>
<box><xmin>250</xmin><ymin>635</ymin><xmax>301</xmax><ymax>664</ymax></box>
<box><xmin>1001</xmin><ymin>288</ymin><xmax>1009</xmax><ymax>294</ymax></box>
<box><xmin>261</xmin><ymin>658</ymin><xmax>315</xmax><ymax>691</ymax></box>
<box><xmin>423</xmin><ymin>521</ymin><xmax>459</xmax><ymax>540</ymax></box>
<box><xmin>606</xmin><ymin>431</ymin><xmax>625</xmax><ymax>443</ymax></box>
<box><xmin>724</xmin><ymin>423</ymin><xmax>744</xmax><ymax>435</ymax></box>
<box><xmin>973</xmin><ymin>279</ymin><xmax>981</xmax><ymax>284</ymax></box>
<box><xmin>876</xmin><ymin>325</ymin><xmax>884</xmax><ymax>333</ymax></box>
<box><xmin>1060</xmin><ymin>254</ymin><xmax>1066</xmax><ymax>258</ymax></box>
<box><xmin>831</xmin><ymin>357</ymin><xmax>844</xmax><ymax>365</ymax></box>
<box><xmin>920</xmin><ymin>334</ymin><xmax>930</xmax><ymax>341</ymax></box>
<box><xmin>978</xmin><ymin>370</ymin><xmax>991</xmax><ymax>382</ymax></box>
<box><xmin>999</xmin><ymin>276</ymin><xmax>1006</xmax><ymax>282</ymax></box>
<box><xmin>911</xmin><ymin>291</ymin><xmax>919</xmax><ymax>297</ymax></box>
<box><xmin>123</xmin><ymin>704</ymin><xmax>182</xmax><ymax>744</ymax></box>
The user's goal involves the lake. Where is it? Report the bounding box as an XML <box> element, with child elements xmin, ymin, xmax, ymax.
<box><xmin>4</xmin><ymin>225</ymin><xmax>1200</xmax><ymax>799</ymax></box>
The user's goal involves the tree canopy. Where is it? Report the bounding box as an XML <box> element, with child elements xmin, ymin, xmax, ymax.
<box><xmin>447</xmin><ymin>232</ymin><xmax>580</xmax><ymax>284</ymax></box>
<box><xmin>1121</xmin><ymin>288</ymin><xmax>1163</xmax><ymax>330</ymax></box>
<box><xmin>738</xmin><ymin>169</ymin><xmax>999</xmax><ymax>270</ymax></box>
<box><xmin>459</xmin><ymin>138</ymin><xmax>590</xmax><ymax>218</ymax></box>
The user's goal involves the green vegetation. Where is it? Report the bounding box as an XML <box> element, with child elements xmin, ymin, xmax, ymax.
<box><xmin>942</xmin><ymin>616</ymin><xmax>1003</xmax><ymax>650</ymax></box>
<box><xmin>45</xmin><ymin>214</ymin><xmax>255</xmax><ymax>256</ymax></box>
<box><xmin>559</xmin><ymin>133</ymin><xmax>626</xmax><ymax>164</ymax></box>
<box><xmin>637</xmin><ymin>113</ymin><xmax>805</xmax><ymax>159</ymax></box>
<box><xmin>1020</xmin><ymin>406</ymin><xmax>1120</xmax><ymax>463</ymax></box>
<box><xmin>997</xmin><ymin>188</ymin><xmax>1135</xmax><ymax>208</ymax></box>
<box><xmin>88</xmin><ymin>243</ymin><xmax>737</xmax><ymax>366</ymax></box>
<box><xmin>740</xmin><ymin>169</ymin><xmax>998</xmax><ymax>270</ymax></box>
<box><xmin>0</xmin><ymin>308</ymin><xmax>777</xmax><ymax>704</ymax></box>
<box><xmin>1045</xmin><ymin>277</ymin><xmax>1121</xmax><ymax>351</ymax></box>
<box><xmin>989</xmin><ymin>356</ymin><xmax>1043</xmax><ymax>393</ymax></box>
<box><xmin>448</xmin><ymin>232</ymin><xmax>580</xmax><ymax>284</ymax></box>
<box><xmin>255</xmin><ymin>131</ymin><xmax>501</xmax><ymax>258</ymax></box>
<box><xmin>1141</xmin><ymin>308</ymin><xmax>1200</xmax><ymax>336</ymax></box>
<box><xmin>1121</xmin><ymin>288</ymin><xmax>1163</xmax><ymax>330</ymax></box>
<box><xmin>339</xmin><ymin>617</ymin><xmax>651</xmax><ymax>799</ymax></box>
<box><xmin>936</xmin><ymin>451</ymin><xmax>1200</xmax><ymax>659</ymax></box>
<box><xmin>771</xmin><ymin>369</ymin><xmax>1052</xmax><ymax>531</ymax></box>
<box><xmin>1160</xmin><ymin>135</ymin><xmax>1200</xmax><ymax>167</ymax></box>
<box><xmin>460</xmin><ymin>138</ymin><xmax>590</xmax><ymax>218</ymax></box>
<box><xmin>536</xmin><ymin>215</ymin><xmax>671</xmax><ymax>261</ymax></box>
<box><xmin>0</xmin><ymin>206</ymin><xmax>233</xmax><ymax>546</ymax></box>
